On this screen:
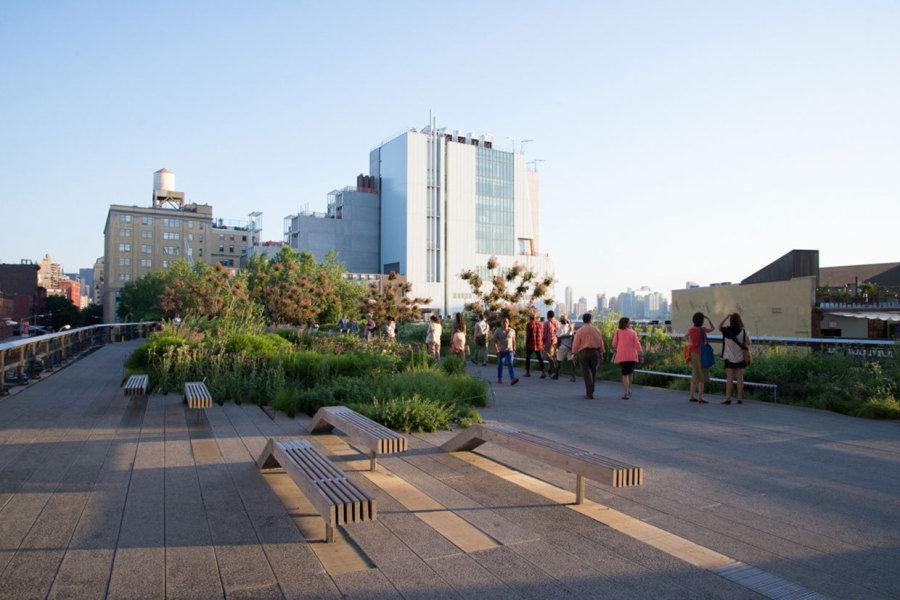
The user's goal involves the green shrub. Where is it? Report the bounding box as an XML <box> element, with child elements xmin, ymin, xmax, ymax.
<box><xmin>224</xmin><ymin>333</ymin><xmax>292</xmax><ymax>356</ymax></box>
<box><xmin>350</xmin><ymin>395</ymin><xmax>454</xmax><ymax>433</ymax></box>
<box><xmin>442</xmin><ymin>355</ymin><xmax>467</xmax><ymax>376</ymax></box>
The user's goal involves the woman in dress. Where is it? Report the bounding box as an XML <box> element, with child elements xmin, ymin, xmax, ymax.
<box><xmin>449</xmin><ymin>313</ymin><xmax>468</xmax><ymax>359</ymax></box>
<box><xmin>612</xmin><ymin>317</ymin><xmax>643</xmax><ymax>399</ymax></box>
<box><xmin>719</xmin><ymin>313</ymin><xmax>751</xmax><ymax>404</ymax></box>
<box><xmin>685</xmin><ymin>312</ymin><xmax>714</xmax><ymax>403</ymax></box>
<box><xmin>424</xmin><ymin>315</ymin><xmax>442</xmax><ymax>360</ymax></box>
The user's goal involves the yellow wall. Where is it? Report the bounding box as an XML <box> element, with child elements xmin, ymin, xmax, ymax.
<box><xmin>671</xmin><ymin>277</ymin><xmax>816</xmax><ymax>337</ymax></box>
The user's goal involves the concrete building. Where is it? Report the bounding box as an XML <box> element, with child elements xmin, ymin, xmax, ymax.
<box><xmin>0</xmin><ymin>262</ymin><xmax>46</xmax><ymax>335</ymax></box>
<box><xmin>672</xmin><ymin>250</ymin><xmax>900</xmax><ymax>339</ymax></box>
<box><xmin>101</xmin><ymin>169</ymin><xmax>257</xmax><ymax>322</ymax></box>
<box><xmin>283</xmin><ymin>179</ymin><xmax>380</xmax><ymax>273</ymax></box>
<box><xmin>285</xmin><ymin>124</ymin><xmax>555</xmax><ymax>315</ymax></box>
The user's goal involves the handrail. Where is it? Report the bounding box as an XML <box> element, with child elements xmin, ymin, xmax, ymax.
<box><xmin>0</xmin><ymin>322</ymin><xmax>156</xmax><ymax>351</ymax></box>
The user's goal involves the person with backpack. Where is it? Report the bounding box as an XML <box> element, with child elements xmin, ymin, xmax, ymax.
<box><xmin>719</xmin><ymin>313</ymin><xmax>751</xmax><ymax>404</ymax></box>
<box><xmin>471</xmin><ymin>313</ymin><xmax>490</xmax><ymax>366</ymax></box>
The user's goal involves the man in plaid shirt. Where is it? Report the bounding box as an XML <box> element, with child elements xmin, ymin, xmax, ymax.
<box><xmin>525</xmin><ymin>312</ymin><xmax>546</xmax><ymax>378</ymax></box>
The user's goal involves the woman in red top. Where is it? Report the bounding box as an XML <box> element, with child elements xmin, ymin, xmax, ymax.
<box><xmin>685</xmin><ymin>312</ymin><xmax>714</xmax><ymax>403</ymax></box>
<box><xmin>612</xmin><ymin>317</ymin><xmax>643</xmax><ymax>400</ymax></box>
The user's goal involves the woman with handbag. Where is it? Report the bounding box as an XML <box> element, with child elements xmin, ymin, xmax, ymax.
<box><xmin>719</xmin><ymin>313</ymin><xmax>751</xmax><ymax>404</ymax></box>
<box><xmin>685</xmin><ymin>312</ymin><xmax>714</xmax><ymax>403</ymax></box>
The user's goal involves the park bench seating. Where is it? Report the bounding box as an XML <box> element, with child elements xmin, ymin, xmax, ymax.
<box><xmin>308</xmin><ymin>406</ymin><xmax>407</xmax><ymax>471</ymax></box>
<box><xmin>441</xmin><ymin>423</ymin><xmax>642</xmax><ymax>504</ymax></box>
<box><xmin>183</xmin><ymin>381</ymin><xmax>213</xmax><ymax>422</ymax></box>
<box><xmin>123</xmin><ymin>374</ymin><xmax>148</xmax><ymax>400</ymax></box>
<box><xmin>257</xmin><ymin>438</ymin><xmax>376</xmax><ymax>542</ymax></box>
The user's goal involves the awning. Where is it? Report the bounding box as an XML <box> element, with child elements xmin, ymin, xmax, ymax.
<box><xmin>825</xmin><ymin>311</ymin><xmax>900</xmax><ymax>322</ymax></box>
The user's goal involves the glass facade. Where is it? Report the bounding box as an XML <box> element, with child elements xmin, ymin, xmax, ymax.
<box><xmin>475</xmin><ymin>147</ymin><xmax>514</xmax><ymax>255</ymax></box>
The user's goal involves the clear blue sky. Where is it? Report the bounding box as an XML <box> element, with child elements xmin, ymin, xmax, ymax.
<box><xmin>2</xmin><ymin>1</ymin><xmax>898</xmax><ymax>302</ymax></box>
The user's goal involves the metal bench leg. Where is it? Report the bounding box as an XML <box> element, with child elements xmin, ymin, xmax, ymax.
<box><xmin>370</xmin><ymin>450</ymin><xmax>377</xmax><ymax>472</ymax></box>
<box><xmin>576</xmin><ymin>474</ymin><xmax>585</xmax><ymax>505</ymax></box>
<box><xmin>325</xmin><ymin>523</ymin><xmax>335</xmax><ymax>543</ymax></box>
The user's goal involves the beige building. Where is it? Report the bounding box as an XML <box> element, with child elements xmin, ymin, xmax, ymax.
<box><xmin>672</xmin><ymin>250</ymin><xmax>900</xmax><ymax>339</ymax></box>
<box><xmin>101</xmin><ymin>170</ymin><xmax>257</xmax><ymax>322</ymax></box>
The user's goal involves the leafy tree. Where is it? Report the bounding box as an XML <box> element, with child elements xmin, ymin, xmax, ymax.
<box><xmin>80</xmin><ymin>302</ymin><xmax>103</xmax><ymax>325</ymax></box>
<box><xmin>358</xmin><ymin>271</ymin><xmax>431</xmax><ymax>324</ymax></box>
<box><xmin>45</xmin><ymin>295</ymin><xmax>81</xmax><ymax>331</ymax></box>
<box><xmin>117</xmin><ymin>269</ymin><xmax>169</xmax><ymax>321</ymax></box>
<box><xmin>460</xmin><ymin>256</ymin><xmax>555</xmax><ymax>332</ymax></box>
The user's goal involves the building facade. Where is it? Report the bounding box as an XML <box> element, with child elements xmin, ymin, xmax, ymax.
<box><xmin>284</xmin><ymin>124</ymin><xmax>555</xmax><ymax>315</ymax></box>
<box><xmin>102</xmin><ymin>170</ymin><xmax>257</xmax><ymax>322</ymax></box>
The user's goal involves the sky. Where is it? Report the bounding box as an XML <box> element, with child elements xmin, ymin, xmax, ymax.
<box><xmin>2</xmin><ymin>1</ymin><xmax>898</xmax><ymax>302</ymax></box>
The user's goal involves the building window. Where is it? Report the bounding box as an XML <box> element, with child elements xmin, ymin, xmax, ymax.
<box><xmin>119</xmin><ymin>215</ymin><xmax>132</xmax><ymax>224</ymax></box>
<box><xmin>219</xmin><ymin>244</ymin><xmax>224</xmax><ymax>252</ymax></box>
<box><xmin>141</xmin><ymin>244</ymin><xmax>152</xmax><ymax>254</ymax></box>
<box><xmin>119</xmin><ymin>243</ymin><xmax>131</xmax><ymax>252</ymax></box>
<box><xmin>162</xmin><ymin>260</ymin><xmax>171</xmax><ymax>268</ymax></box>
<box><xmin>199</xmin><ymin>235</ymin><xmax>203</xmax><ymax>243</ymax></box>
<box><xmin>163</xmin><ymin>218</ymin><xmax>180</xmax><ymax>228</ymax></box>
<box><xmin>241</xmin><ymin>246</ymin><xmax>246</xmax><ymax>254</ymax></box>
<box><xmin>229</xmin><ymin>245</ymin><xmax>234</xmax><ymax>253</ymax></box>
<box><xmin>117</xmin><ymin>272</ymin><xmax>131</xmax><ymax>281</ymax></box>
<box><xmin>162</xmin><ymin>246</ymin><xmax>180</xmax><ymax>256</ymax></box>
<box><xmin>140</xmin><ymin>259</ymin><xmax>152</xmax><ymax>267</ymax></box>
<box><xmin>141</xmin><ymin>230</ymin><xmax>152</xmax><ymax>238</ymax></box>
<box><xmin>219</xmin><ymin>234</ymin><xmax>225</xmax><ymax>240</ymax></box>
<box><xmin>187</xmin><ymin>233</ymin><xmax>193</xmax><ymax>241</ymax></box>
<box><xmin>141</xmin><ymin>216</ymin><xmax>153</xmax><ymax>225</ymax></box>
<box><xmin>230</xmin><ymin>235</ymin><xmax>235</xmax><ymax>241</ymax></box>
<box><xmin>119</xmin><ymin>228</ymin><xmax>131</xmax><ymax>237</ymax></box>
<box><xmin>475</xmin><ymin>147</ymin><xmax>515</xmax><ymax>255</ymax></box>
<box><xmin>163</xmin><ymin>232</ymin><xmax>180</xmax><ymax>240</ymax></box>
<box><xmin>199</xmin><ymin>248</ymin><xmax>203</xmax><ymax>257</ymax></box>
<box><xmin>119</xmin><ymin>257</ymin><xmax>131</xmax><ymax>266</ymax></box>
<box><xmin>187</xmin><ymin>221</ymin><xmax>193</xmax><ymax>229</ymax></box>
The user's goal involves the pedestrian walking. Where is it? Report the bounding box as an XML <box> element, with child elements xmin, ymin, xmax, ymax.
<box><xmin>572</xmin><ymin>313</ymin><xmax>605</xmax><ymax>399</ymax></box>
<box><xmin>471</xmin><ymin>313</ymin><xmax>490</xmax><ymax>365</ymax></box>
<box><xmin>524</xmin><ymin>312</ymin><xmax>546</xmax><ymax>377</ymax></box>
<box><xmin>543</xmin><ymin>310</ymin><xmax>561</xmax><ymax>379</ymax></box>
<box><xmin>555</xmin><ymin>315</ymin><xmax>577</xmax><ymax>381</ymax></box>
<box><xmin>449</xmin><ymin>313</ymin><xmax>468</xmax><ymax>359</ymax></box>
<box><xmin>385</xmin><ymin>316</ymin><xmax>397</xmax><ymax>341</ymax></box>
<box><xmin>612</xmin><ymin>317</ymin><xmax>643</xmax><ymax>399</ymax></box>
<box><xmin>492</xmin><ymin>317</ymin><xmax>519</xmax><ymax>386</ymax></box>
<box><xmin>425</xmin><ymin>315</ymin><xmax>442</xmax><ymax>360</ymax></box>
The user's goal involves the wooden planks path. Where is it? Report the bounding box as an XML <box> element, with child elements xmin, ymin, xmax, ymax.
<box><xmin>0</xmin><ymin>339</ymin><xmax>885</xmax><ymax>599</ymax></box>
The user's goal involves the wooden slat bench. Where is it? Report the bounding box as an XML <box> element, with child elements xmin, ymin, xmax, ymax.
<box><xmin>183</xmin><ymin>381</ymin><xmax>213</xmax><ymax>422</ymax></box>
<box><xmin>441</xmin><ymin>423</ymin><xmax>642</xmax><ymax>504</ymax></box>
<box><xmin>257</xmin><ymin>438</ymin><xmax>376</xmax><ymax>542</ymax></box>
<box><xmin>308</xmin><ymin>406</ymin><xmax>407</xmax><ymax>471</ymax></box>
<box><xmin>123</xmin><ymin>374</ymin><xmax>148</xmax><ymax>400</ymax></box>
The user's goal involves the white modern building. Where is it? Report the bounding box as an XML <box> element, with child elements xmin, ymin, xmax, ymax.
<box><xmin>285</xmin><ymin>122</ymin><xmax>555</xmax><ymax>315</ymax></box>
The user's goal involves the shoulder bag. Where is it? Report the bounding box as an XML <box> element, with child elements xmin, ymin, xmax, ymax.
<box><xmin>700</xmin><ymin>329</ymin><xmax>715</xmax><ymax>368</ymax></box>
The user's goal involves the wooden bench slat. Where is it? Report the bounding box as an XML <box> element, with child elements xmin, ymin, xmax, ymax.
<box><xmin>258</xmin><ymin>438</ymin><xmax>375</xmax><ymax>542</ymax></box>
<box><xmin>441</xmin><ymin>423</ymin><xmax>643</xmax><ymax>503</ymax></box>
<box><xmin>308</xmin><ymin>406</ymin><xmax>407</xmax><ymax>471</ymax></box>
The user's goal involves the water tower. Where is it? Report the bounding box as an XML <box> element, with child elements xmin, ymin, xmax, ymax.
<box><xmin>152</xmin><ymin>168</ymin><xmax>185</xmax><ymax>208</ymax></box>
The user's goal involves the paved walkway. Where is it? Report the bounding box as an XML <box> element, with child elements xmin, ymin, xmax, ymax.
<box><xmin>0</xmin><ymin>342</ymin><xmax>897</xmax><ymax>599</ymax></box>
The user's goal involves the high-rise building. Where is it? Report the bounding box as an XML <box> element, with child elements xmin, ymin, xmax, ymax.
<box><xmin>285</xmin><ymin>123</ymin><xmax>555</xmax><ymax>314</ymax></box>
<box><xmin>575</xmin><ymin>297</ymin><xmax>588</xmax><ymax>318</ymax></box>
<box><xmin>102</xmin><ymin>169</ymin><xmax>258</xmax><ymax>322</ymax></box>
<box><xmin>565</xmin><ymin>286</ymin><xmax>574</xmax><ymax>316</ymax></box>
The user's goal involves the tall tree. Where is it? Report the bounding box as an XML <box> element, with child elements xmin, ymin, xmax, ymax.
<box><xmin>357</xmin><ymin>271</ymin><xmax>431</xmax><ymax>324</ymax></box>
<box><xmin>460</xmin><ymin>256</ymin><xmax>555</xmax><ymax>333</ymax></box>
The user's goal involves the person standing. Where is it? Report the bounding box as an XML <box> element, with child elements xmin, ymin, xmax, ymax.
<box><xmin>492</xmin><ymin>317</ymin><xmax>519</xmax><ymax>386</ymax></box>
<box><xmin>449</xmin><ymin>313</ymin><xmax>467</xmax><ymax>359</ymax></box>
<box><xmin>425</xmin><ymin>315</ymin><xmax>442</xmax><ymax>360</ymax></box>
<box><xmin>542</xmin><ymin>310</ymin><xmax>561</xmax><ymax>379</ymax></box>
<box><xmin>685</xmin><ymin>312</ymin><xmax>714</xmax><ymax>403</ymax></box>
<box><xmin>364</xmin><ymin>313</ymin><xmax>377</xmax><ymax>341</ymax></box>
<box><xmin>339</xmin><ymin>314</ymin><xmax>349</xmax><ymax>334</ymax></box>
<box><xmin>471</xmin><ymin>313</ymin><xmax>490</xmax><ymax>366</ymax></box>
<box><xmin>572</xmin><ymin>313</ymin><xmax>605</xmax><ymax>399</ymax></box>
<box><xmin>349</xmin><ymin>317</ymin><xmax>359</xmax><ymax>336</ymax></box>
<box><xmin>385</xmin><ymin>316</ymin><xmax>397</xmax><ymax>341</ymax></box>
<box><xmin>612</xmin><ymin>317</ymin><xmax>643</xmax><ymax>399</ymax></box>
<box><xmin>719</xmin><ymin>313</ymin><xmax>751</xmax><ymax>404</ymax></box>
<box><xmin>524</xmin><ymin>312</ymin><xmax>546</xmax><ymax>377</ymax></box>
<box><xmin>555</xmin><ymin>315</ymin><xmax>577</xmax><ymax>381</ymax></box>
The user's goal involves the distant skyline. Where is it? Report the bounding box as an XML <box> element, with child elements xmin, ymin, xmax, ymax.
<box><xmin>2</xmin><ymin>2</ymin><xmax>899</xmax><ymax>298</ymax></box>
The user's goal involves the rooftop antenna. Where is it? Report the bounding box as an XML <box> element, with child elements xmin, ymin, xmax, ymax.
<box><xmin>519</xmin><ymin>139</ymin><xmax>533</xmax><ymax>154</ymax></box>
